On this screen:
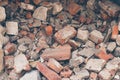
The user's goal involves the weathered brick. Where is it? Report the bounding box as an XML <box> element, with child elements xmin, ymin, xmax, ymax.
<box><xmin>36</xmin><ymin>62</ymin><xmax>61</xmax><ymax>80</ymax></box>
<box><xmin>67</xmin><ymin>2</ymin><xmax>81</xmax><ymax>15</ymax></box>
<box><xmin>46</xmin><ymin>58</ymin><xmax>63</xmax><ymax>73</ymax></box>
<box><xmin>41</xmin><ymin>44</ymin><xmax>71</xmax><ymax>60</ymax></box>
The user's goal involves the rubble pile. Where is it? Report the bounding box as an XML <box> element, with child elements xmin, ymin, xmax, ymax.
<box><xmin>0</xmin><ymin>0</ymin><xmax>120</xmax><ymax>80</ymax></box>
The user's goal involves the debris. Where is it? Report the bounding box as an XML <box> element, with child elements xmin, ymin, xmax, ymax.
<box><xmin>33</xmin><ymin>6</ymin><xmax>48</xmax><ymax>21</ymax></box>
<box><xmin>20</xmin><ymin>70</ymin><xmax>41</xmax><ymax>80</ymax></box>
<box><xmin>46</xmin><ymin>58</ymin><xmax>63</xmax><ymax>73</ymax></box>
<box><xmin>85</xmin><ymin>59</ymin><xmax>106</xmax><ymax>72</ymax></box>
<box><xmin>53</xmin><ymin>2</ymin><xmax>63</xmax><ymax>15</ymax></box>
<box><xmin>41</xmin><ymin>44</ymin><xmax>71</xmax><ymax>60</ymax></box>
<box><xmin>6</xmin><ymin>21</ymin><xmax>18</xmax><ymax>35</ymax></box>
<box><xmin>14</xmin><ymin>53</ymin><xmax>30</xmax><ymax>73</ymax></box>
<box><xmin>77</xmin><ymin>29</ymin><xmax>89</xmax><ymax>42</ymax></box>
<box><xmin>54</xmin><ymin>25</ymin><xmax>76</xmax><ymax>44</ymax></box>
<box><xmin>89</xmin><ymin>30</ymin><xmax>104</xmax><ymax>44</ymax></box>
<box><xmin>36</xmin><ymin>62</ymin><xmax>61</xmax><ymax>80</ymax></box>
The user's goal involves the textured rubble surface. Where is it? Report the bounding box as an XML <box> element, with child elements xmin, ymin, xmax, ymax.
<box><xmin>0</xmin><ymin>0</ymin><xmax>120</xmax><ymax>80</ymax></box>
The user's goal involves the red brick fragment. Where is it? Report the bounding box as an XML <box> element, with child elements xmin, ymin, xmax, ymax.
<box><xmin>36</xmin><ymin>62</ymin><xmax>61</xmax><ymax>80</ymax></box>
<box><xmin>67</xmin><ymin>2</ymin><xmax>81</xmax><ymax>15</ymax></box>
<box><xmin>41</xmin><ymin>44</ymin><xmax>71</xmax><ymax>61</ymax></box>
<box><xmin>95</xmin><ymin>50</ymin><xmax>113</xmax><ymax>61</ymax></box>
<box><xmin>46</xmin><ymin>58</ymin><xmax>63</xmax><ymax>73</ymax></box>
<box><xmin>4</xmin><ymin>42</ymin><xmax>17</xmax><ymax>55</ymax></box>
<box><xmin>111</xmin><ymin>25</ymin><xmax>118</xmax><ymax>40</ymax></box>
<box><xmin>45</xmin><ymin>26</ymin><xmax>53</xmax><ymax>36</ymax></box>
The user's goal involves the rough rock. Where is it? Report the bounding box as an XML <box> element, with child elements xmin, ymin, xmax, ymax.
<box><xmin>6</xmin><ymin>21</ymin><xmax>18</xmax><ymax>35</ymax></box>
<box><xmin>20</xmin><ymin>70</ymin><xmax>41</xmax><ymax>80</ymax></box>
<box><xmin>54</xmin><ymin>25</ymin><xmax>76</xmax><ymax>44</ymax></box>
<box><xmin>77</xmin><ymin>29</ymin><xmax>89</xmax><ymax>42</ymax></box>
<box><xmin>14</xmin><ymin>53</ymin><xmax>30</xmax><ymax>73</ymax></box>
<box><xmin>89</xmin><ymin>30</ymin><xmax>104</xmax><ymax>44</ymax></box>
<box><xmin>107</xmin><ymin>42</ymin><xmax>116</xmax><ymax>52</ymax></box>
<box><xmin>53</xmin><ymin>2</ymin><xmax>63</xmax><ymax>15</ymax></box>
<box><xmin>33</xmin><ymin>6</ymin><xmax>48</xmax><ymax>21</ymax></box>
<box><xmin>85</xmin><ymin>59</ymin><xmax>106</xmax><ymax>72</ymax></box>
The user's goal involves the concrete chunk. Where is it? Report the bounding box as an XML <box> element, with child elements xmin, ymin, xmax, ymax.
<box><xmin>77</xmin><ymin>29</ymin><xmax>89</xmax><ymax>42</ymax></box>
<box><xmin>14</xmin><ymin>53</ymin><xmax>29</xmax><ymax>73</ymax></box>
<box><xmin>107</xmin><ymin>42</ymin><xmax>116</xmax><ymax>52</ymax></box>
<box><xmin>85</xmin><ymin>59</ymin><xmax>106</xmax><ymax>72</ymax></box>
<box><xmin>89</xmin><ymin>30</ymin><xmax>104</xmax><ymax>44</ymax></box>
<box><xmin>69</xmin><ymin>56</ymin><xmax>84</xmax><ymax>67</ymax></box>
<box><xmin>33</xmin><ymin>6</ymin><xmax>48</xmax><ymax>21</ymax></box>
<box><xmin>54</xmin><ymin>25</ymin><xmax>76</xmax><ymax>44</ymax></box>
<box><xmin>20</xmin><ymin>70</ymin><xmax>41</xmax><ymax>80</ymax></box>
<box><xmin>78</xmin><ymin>48</ymin><xmax>98</xmax><ymax>58</ymax></box>
<box><xmin>6</xmin><ymin>21</ymin><xmax>18</xmax><ymax>35</ymax></box>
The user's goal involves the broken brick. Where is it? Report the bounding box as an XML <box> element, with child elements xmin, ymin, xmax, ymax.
<box><xmin>89</xmin><ymin>30</ymin><xmax>104</xmax><ymax>44</ymax></box>
<box><xmin>36</xmin><ymin>62</ymin><xmax>61</xmax><ymax>80</ymax></box>
<box><xmin>46</xmin><ymin>58</ymin><xmax>63</xmax><ymax>73</ymax></box>
<box><xmin>45</xmin><ymin>26</ymin><xmax>53</xmax><ymax>36</ymax></box>
<box><xmin>95</xmin><ymin>50</ymin><xmax>113</xmax><ymax>61</ymax></box>
<box><xmin>41</xmin><ymin>44</ymin><xmax>71</xmax><ymax>60</ymax></box>
<box><xmin>67</xmin><ymin>2</ymin><xmax>81</xmax><ymax>15</ymax></box>
<box><xmin>4</xmin><ymin>42</ymin><xmax>17</xmax><ymax>55</ymax></box>
<box><xmin>111</xmin><ymin>25</ymin><xmax>118</xmax><ymax>40</ymax></box>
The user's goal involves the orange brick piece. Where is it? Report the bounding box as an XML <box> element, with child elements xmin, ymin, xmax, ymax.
<box><xmin>36</xmin><ymin>62</ymin><xmax>61</xmax><ymax>80</ymax></box>
<box><xmin>67</xmin><ymin>2</ymin><xmax>81</xmax><ymax>15</ymax></box>
<box><xmin>45</xmin><ymin>26</ymin><xmax>53</xmax><ymax>36</ymax></box>
<box><xmin>41</xmin><ymin>44</ymin><xmax>71</xmax><ymax>60</ymax></box>
<box><xmin>54</xmin><ymin>25</ymin><xmax>76</xmax><ymax>45</ymax></box>
<box><xmin>111</xmin><ymin>25</ymin><xmax>118</xmax><ymax>40</ymax></box>
<box><xmin>95</xmin><ymin>50</ymin><xmax>113</xmax><ymax>61</ymax></box>
<box><xmin>46</xmin><ymin>58</ymin><xmax>63</xmax><ymax>73</ymax></box>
